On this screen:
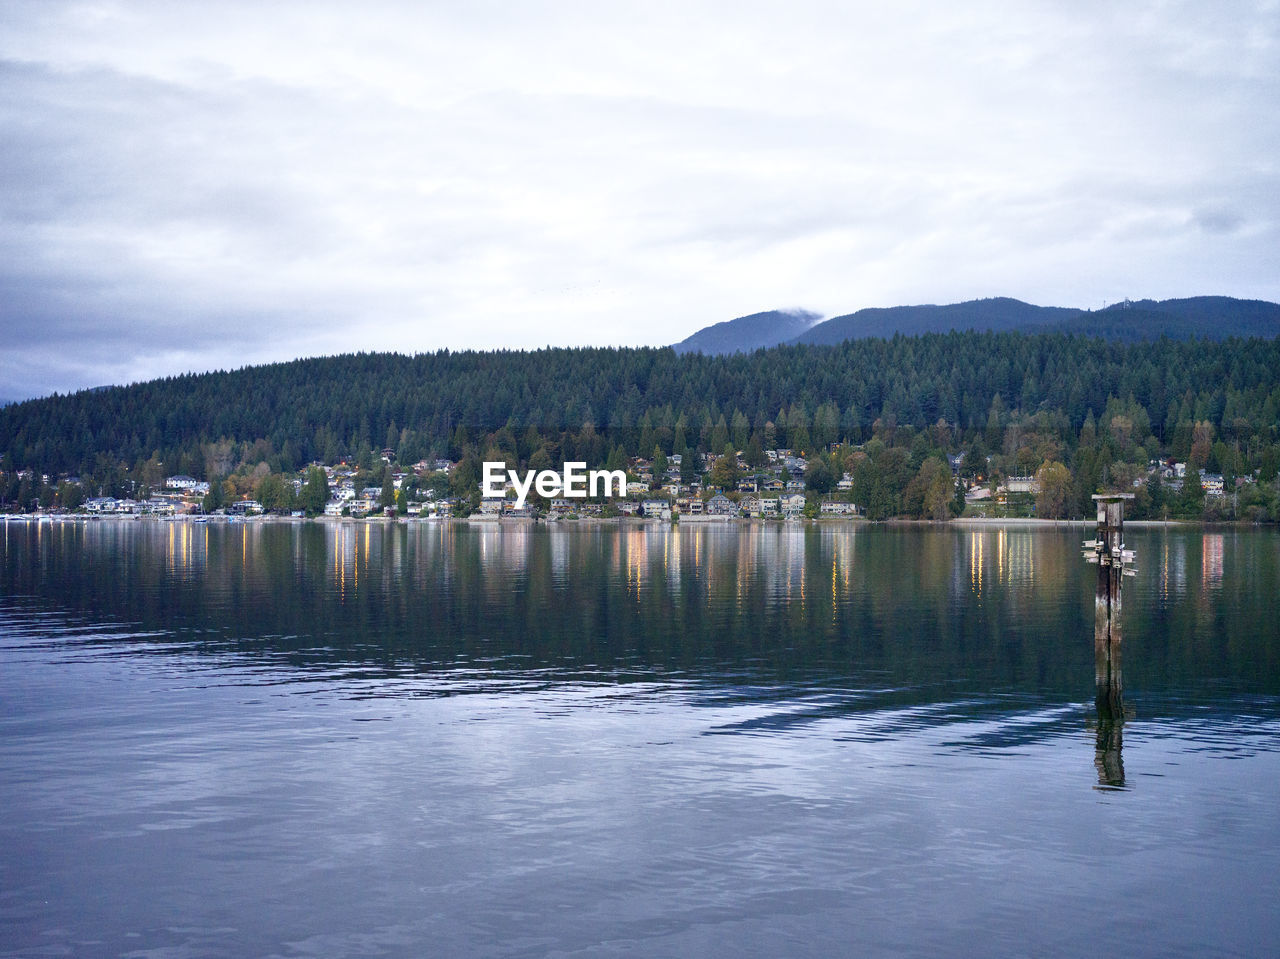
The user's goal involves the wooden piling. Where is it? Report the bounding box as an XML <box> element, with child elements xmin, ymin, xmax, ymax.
<box><xmin>1086</xmin><ymin>494</ymin><xmax>1134</xmax><ymax>787</ymax></box>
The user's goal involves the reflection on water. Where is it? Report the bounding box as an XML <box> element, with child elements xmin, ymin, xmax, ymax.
<box><xmin>2</xmin><ymin>520</ymin><xmax>1277</xmax><ymax>775</ymax></box>
<box><xmin>2</xmin><ymin>519</ymin><xmax>1280</xmax><ymax>958</ymax></box>
<box><xmin>1202</xmin><ymin>533</ymin><xmax>1224</xmax><ymax>587</ymax></box>
<box><xmin>164</xmin><ymin>518</ymin><xmax>208</xmax><ymax>575</ymax></box>
<box><xmin>2</xmin><ymin>520</ymin><xmax>1276</xmax><ymax>697</ymax></box>
<box><xmin>966</xmin><ymin>526</ymin><xmax>1043</xmax><ymax>597</ymax></box>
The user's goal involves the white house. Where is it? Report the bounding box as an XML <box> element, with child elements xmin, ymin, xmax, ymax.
<box><xmin>782</xmin><ymin>493</ymin><xmax>806</xmax><ymax>517</ymax></box>
<box><xmin>165</xmin><ymin>475</ymin><xmax>210</xmax><ymax>495</ymax></box>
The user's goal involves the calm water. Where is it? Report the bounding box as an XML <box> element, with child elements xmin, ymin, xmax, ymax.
<box><xmin>2</xmin><ymin>518</ymin><xmax>1278</xmax><ymax>958</ymax></box>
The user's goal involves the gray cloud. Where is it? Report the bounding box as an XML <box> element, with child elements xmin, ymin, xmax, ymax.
<box><xmin>1</xmin><ymin>0</ymin><xmax>1278</xmax><ymax>400</ymax></box>
<box><xmin>1192</xmin><ymin>208</ymin><xmax>1246</xmax><ymax>235</ymax></box>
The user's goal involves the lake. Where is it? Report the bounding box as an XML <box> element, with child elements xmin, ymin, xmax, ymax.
<box><xmin>2</xmin><ymin>519</ymin><xmax>1278</xmax><ymax>958</ymax></box>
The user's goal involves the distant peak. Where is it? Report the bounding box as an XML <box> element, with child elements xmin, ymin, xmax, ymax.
<box><xmin>673</xmin><ymin>308</ymin><xmax>824</xmax><ymax>355</ymax></box>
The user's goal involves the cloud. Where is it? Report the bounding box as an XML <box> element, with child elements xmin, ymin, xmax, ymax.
<box><xmin>0</xmin><ymin>0</ymin><xmax>1278</xmax><ymax>400</ymax></box>
<box><xmin>1192</xmin><ymin>208</ymin><xmax>1245</xmax><ymax>235</ymax></box>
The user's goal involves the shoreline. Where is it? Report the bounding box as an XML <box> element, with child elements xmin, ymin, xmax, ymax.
<box><xmin>3</xmin><ymin>512</ymin><xmax>1240</xmax><ymax>529</ymax></box>
<box><xmin>950</xmin><ymin>517</ymin><xmax>1191</xmax><ymax>527</ymax></box>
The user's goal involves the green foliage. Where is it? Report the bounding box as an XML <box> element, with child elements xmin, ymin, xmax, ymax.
<box><xmin>0</xmin><ymin>333</ymin><xmax>1272</xmax><ymax>480</ymax></box>
<box><xmin>1174</xmin><ymin>471</ymin><xmax>1205</xmax><ymax>519</ymax></box>
<box><xmin>707</xmin><ymin>448</ymin><xmax>739</xmax><ymax>490</ymax></box>
<box><xmin>55</xmin><ymin>480</ymin><xmax>84</xmax><ymax>511</ymax></box>
<box><xmin>298</xmin><ymin>467</ymin><xmax>329</xmax><ymax>516</ymax></box>
<box><xmin>903</xmin><ymin>457</ymin><xmax>952</xmax><ymax>520</ymax></box>
<box><xmin>1034</xmin><ymin>461</ymin><xmax>1072</xmax><ymax>519</ymax></box>
<box><xmin>255</xmin><ymin>473</ymin><xmax>295</xmax><ymax>514</ymax></box>
<box><xmin>380</xmin><ymin>470</ymin><xmax>396</xmax><ymax>510</ymax></box>
<box><xmin>853</xmin><ymin>443</ymin><xmax>914</xmax><ymax>520</ymax></box>
<box><xmin>202</xmin><ymin>476</ymin><xmax>226</xmax><ymax>514</ymax></box>
<box><xmin>652</xmin><ymin>446</ymin><xmax>668</xmax><ymax>477</ymax></box>
<box><xmin>805</xmin><ymin>456</ymin><xmax>835</xmax><ymax>494</ymax></box>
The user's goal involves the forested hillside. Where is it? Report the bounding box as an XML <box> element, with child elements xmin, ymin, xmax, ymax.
<box><xmin>793</xmin><ymin>298</ymin><xmax>1079</xmax><ymax>344</ymax></box>
<box><xmin>672</xmin><ymin>309</ymin><xmax>821</xmax><ymax>354</ymax></box>
<box><xmin>2</xmin><ymin>331</ymin><xmax>1279</xmax><ymax>520</ymax></box>
<box><xmin>790</xmin><ymin>296</ymin><xmax>1280</xmax><ymax>346</ymax></box>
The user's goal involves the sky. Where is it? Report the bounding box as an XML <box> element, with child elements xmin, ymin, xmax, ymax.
<box><xmin>1</xmin><ymin>0</ymin><xmax>1278</xmax><ymax>402</ymax></box>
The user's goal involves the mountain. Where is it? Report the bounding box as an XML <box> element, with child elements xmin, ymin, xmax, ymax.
<box><xmin>672</xmin><ymin>309</ymin><xmax>822</xmax><ymax>355</ymax></box>
<box><xmin>1066</xmin><ymin>297</ymin><xmax>1280</xmax><ymax>341</ymax></box>
<box><xmin>790</xmin><ymin>296</ymin><xmax>1280</xmax><ymax>346</ymax></box>
<box><xmin>792</xmin><ymin>298</ymin><xmax>1076</xmax><ymax>345</ymax></box>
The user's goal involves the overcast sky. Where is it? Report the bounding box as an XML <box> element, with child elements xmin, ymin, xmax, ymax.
<box><xmin>2</xmin><ymin>0</ymin><xmax>1277</xmax><ymax>401</ymax></box>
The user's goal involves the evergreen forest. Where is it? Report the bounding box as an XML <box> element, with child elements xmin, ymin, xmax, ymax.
<box><xmin>2</xmin><ymin>331</ymin><xmax>1279</xmax><ymax>521</ymax></box>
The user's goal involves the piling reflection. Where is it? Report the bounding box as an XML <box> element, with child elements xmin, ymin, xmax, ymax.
<box><xmin>1093</xmin><ymin>569</ymin><xmax>1126</xmax><ymax>788</ymax></box>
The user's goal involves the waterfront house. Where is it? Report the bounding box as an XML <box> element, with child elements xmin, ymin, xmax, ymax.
<box><xmin>706</xmin><ymin>493</ymin><xmax>735</xmax><ymax>516</ymax></box>
<box><xmin>165</xmin><ymin>475</ymin><xmax>211</xmax><ymax>495</ymax></box>
<box><xmin>782</xmin><ymin>493</ymin><xmax>806</xmax><ymax>517</ymax></box>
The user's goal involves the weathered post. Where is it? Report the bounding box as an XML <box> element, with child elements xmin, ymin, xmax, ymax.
<box><xmin>1084</xmin><ymin>494</ymin><xmax>1135</xmax><ymax>787</ymax></box>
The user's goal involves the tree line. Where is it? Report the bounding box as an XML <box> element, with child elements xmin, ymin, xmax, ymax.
<box><xmin>1</xmin><ymin>332</ymin><xmax>1278</xmax><ymax>520</ymax></box>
